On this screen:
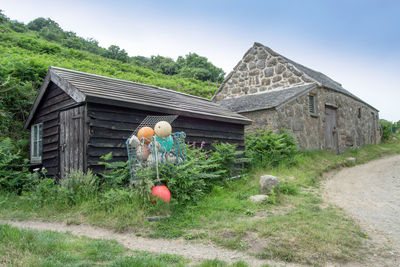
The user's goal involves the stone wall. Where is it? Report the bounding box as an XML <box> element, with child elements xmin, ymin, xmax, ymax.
<box><xmin>242</xmin><ymin>87</ymin><xmax>381</xmax><ymax>152</ymax></box>
<box><xmin>214</xmin><ymin>43</ymin><xmax>313</xmax><ymax>101</ymax></box>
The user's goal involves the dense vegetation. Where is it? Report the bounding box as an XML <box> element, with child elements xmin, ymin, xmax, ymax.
<box><xmin>0</xmin><ymin>11</ymin><xmax>222</xmax><ymax>140</ymax></box>
<box><xmin>1</xmin><ymin>129</ymin><xmax>400</xmax><ymax>265</ymax></box>
<box><xmin>1</xmin><ymin>9</ymin><xmax>400</xmax><ymax>267</ymax></box>
<box><xmin>4</xmin><ymin>13</ymin><xmax>225</xmax><ymax>82</ymax></box>
<box><xmin>380</xmin><ymin>119</ymin><xmax>399</xmax><ymax>141</ymax></box>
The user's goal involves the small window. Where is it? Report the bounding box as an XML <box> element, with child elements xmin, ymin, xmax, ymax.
<box><xmin>31</xmin><ymin>123</ymin><xmax>43</xmax><ymax>163</ymax></box>
<box><xmin>358</xmin><ymin>108</ymin><xmax>362</xmax><ymax>118</ymax></box>
<box><xmin>309</xmin><ymin>94</ymin><xmax>316</xmax><ymax>115</ymax></box>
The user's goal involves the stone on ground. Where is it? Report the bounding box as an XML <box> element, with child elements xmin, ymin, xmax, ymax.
<box><xmin>346</xmin><ymin>157</ymin><xmax>356</xmax><ymax>163</ymax></box>
<box><xmin>260</xmin><ymin>175</ymin><xmax>279</xmax><ymax>193</ymax></box>
<box><xmin>249</xmin><ymin>195</ymin><xmax>269</xmax><ymax>203</ymax></box>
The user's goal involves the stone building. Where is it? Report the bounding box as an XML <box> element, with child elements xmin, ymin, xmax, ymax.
<box><xmin>214</xmin><ymin>42</ymin><xmax>381</xmax><ymax>153</ymax></box>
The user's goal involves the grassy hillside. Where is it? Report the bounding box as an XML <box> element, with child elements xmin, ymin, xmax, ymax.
<box><xmin>0</xmin><ymin>17</ymin><xmax>219</xmax><ymax>140</ymax></box>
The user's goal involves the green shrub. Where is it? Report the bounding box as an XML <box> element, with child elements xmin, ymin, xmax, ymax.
<box><xmin>209</xmin><ymin>142</ymin><xmax>249</xmax><ymax>178</ymax></box>
<box><xmin>245</xmin><ymin>128</ymin><xmax>298</xmax><ymax>168</ymax></box>
<box><xmin>160</xmin><ymin>143</ymin><xmax>245</xmax><ymax>204</ymax></box>
<box><xmin>60</xmin><ymin>170</ymin><xmax>99</xmax><ymax>204</ymax></box>
<box><xmin>98</xmin><ymin>188</ymin><xmax>137</xmax><ymax>213</ymax></box>
<box><xmin>380</xmin><ymin>119</ymin><xmax>395</xmax><ymax>141</ymax></box>
<box><xmin>278</xmin><ymin>182</ymin><xmax>299</xmax><ymax>195</ymax></box>
<box><xmin>28</xmin><ymin>178</ymin><xmax>58</xmax><ymax>207</ymax></box>
<box><xmin>98</xmin><ymin>152</ymin><xmax>131</xmax><ymax>188</ymax></box>
<box><xmin>0</xmin><ymin>138</ymin><xmax>30</xmax><ymax>193</ymax></box>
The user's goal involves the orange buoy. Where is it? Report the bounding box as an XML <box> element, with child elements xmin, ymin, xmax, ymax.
<box><xmin>137</xmin><ymin>126</ymin><xmax>155</xmax><ymax>144</ymax></box>
<box><xmin>151</xmin><ymin>185</ymin><xmax>171</xmax><ymax>202</ymax></box>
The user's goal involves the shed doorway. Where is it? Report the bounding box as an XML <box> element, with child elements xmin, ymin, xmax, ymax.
<box><xmin>325</xmin><ymin>106</ymin><xmax>339</xmax><ymax>153</ymax></box>
<box><xmin>59</xmin><ymin>105</ymin><xmax>86</xmax><ymax>178</ymax></box>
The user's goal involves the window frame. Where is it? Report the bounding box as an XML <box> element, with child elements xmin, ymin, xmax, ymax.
<box><xmin>308</xmin><ymin>93</ymin><xmax>318</xmax><ymax>116</ymax></box>
<box><xmin>31</xmin><ymin>123</ymin><xmax>43</xmax><ymax>164</ymax></box>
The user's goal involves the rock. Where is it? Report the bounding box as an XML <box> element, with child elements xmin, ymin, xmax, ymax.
<box><xmin>260</xmin><ymin>175</ymin><xmax>280</xmax><ymax>193</ymax></box>
<box><xmin>275</xmin><ymin>64</ymin><xmax>286</xmax><ymax>74</ymax></box>
<box><xmin>249</xmin><ymin>195</ymin><xmax>269</xmax><ymax>203</ymax></box>
<box><xmin>244</xmin><ymin>54</ymin><xmax>255</xmax><ymax>63</ymax></box>
<box><xmin>346</xmin><ymin>157</ymin><xmax>356</xmax><ymax>163</ymax></box>
<box><xmin>289</xmin><ymin>76</ymin><xmax>301</xmax><ymax>84</ymax></box>
<box><xmin>249</xmin><ymin>69</ymin><xmax>260</xmax><ymax>76</ymax></box>
<box><xmin>257</xmin><ymin>51</ymin><xmax>268</xmax><ymax>60</ymax></box>
<box><xmin>238</xmin><ymin>63</ymin><xmax>247</xmax><ymax>71</ymax></box>
<box><xmin>266</xmin><ymin>58</ymin><xmax>277</xmax><ymax>67</ymax></box>
<box><xmin>248</xmin><ymin>62</ymin><xmax>256</xmax><ymax>70</ymax></box>
<box><xmin>261</xmin><ymin>78</ymin><xmax>270</xmax><ymax>86</ymax></box>
<box><xmin>290</xmin><ymin>66</ymin><xmax>303</xmax><ymax>76</ymax></box>
<box><xmin>264</xmin><ymin>67</ymin><xmax>274</xmax><ymax>77</ymax></box>
<box><xmin>282</xmin><ymin>70</ymin><xmax>293</xmax><ymax>78</ymax></box>
<box><xmin>256</xmin><ymin>60</ymin><xmax>265</xmax><ymax>69</ymax></box>
<box><xmin>249</xmin><ymin>87</ymin><xmax>258</xmax><ymax>94</ymax></box>
<box><xmin>272</xmin><ymin>75</ymin><xmax>282</xmax><ymax>83</ymax></box>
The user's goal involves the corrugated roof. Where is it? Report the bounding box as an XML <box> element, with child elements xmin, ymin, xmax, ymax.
<box><xmin>24</xmin><ymin>67</ymin><xmax>251</xmax><ymax>129</ymax></box>
<box><xmin>217</xmin><ymin>84</ymin><xmax>317</xmax><ymax>113</ymax></box>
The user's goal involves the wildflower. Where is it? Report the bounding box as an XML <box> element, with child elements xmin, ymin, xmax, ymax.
<box><xmin>193</xmin><ymin>141</ymin><xmax>196</xmax><ymax>149</ymax></box>
<box><xmin>200</xmin><ymin>141</ymin><xmax>206</xmax><ymax>149</ymax></box>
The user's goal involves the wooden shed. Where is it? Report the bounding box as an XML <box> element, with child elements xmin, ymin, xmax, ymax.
<box><xmin>24</xmin><ymin>67</ymin><xmax>251</xmax><ymax>178</ymax></box>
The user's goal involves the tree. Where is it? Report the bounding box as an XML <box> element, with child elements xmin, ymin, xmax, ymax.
<box><xmin>0</xmin><ymin>10</ymin><xmax>8</xmax><ymax>24</ymax></box>
<box><xmin>27</xmin><ymin>17</ymin><xmax>61</xmax><ymax>32</ymax></box>
<box><xmin>176</xmin><ymin>53</ymin><xmax>225</xmax><ymax>83</ymax></box>
<box><xmin>105</xmin><ymin>45</ymin><xmax>129</xmax><ymax>62</ymax></box>
<box><xmin>8</xmin><ymin>20</ymin><xmax>26</xmax><ymax>33</ymax></box>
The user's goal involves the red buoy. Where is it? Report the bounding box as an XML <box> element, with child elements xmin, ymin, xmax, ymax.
<box><xmin>151</xmin><ymin>185</ymin><xmax>171</xmax><ymax>202</ymax></box>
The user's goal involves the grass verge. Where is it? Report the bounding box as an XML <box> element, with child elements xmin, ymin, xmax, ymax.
<box><xmin>0</xmin><ymin>223</ymin><xmax>251</xmax><ymax>266</ymax></box>
<box><xmin>0</xmin><ymin>135</ymin><xmax>399</xmax><ymax>266</ymax></box>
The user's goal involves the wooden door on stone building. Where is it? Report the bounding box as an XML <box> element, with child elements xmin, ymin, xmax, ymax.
<box><xmin>325</xmin><ymin>107</ymin><xmax>339</xmax><ymax>153</ymax></box>
<box><xmin>59</xmin><ymin>106</ymin><xmax>86</xmax><ymax>178</ymax></box>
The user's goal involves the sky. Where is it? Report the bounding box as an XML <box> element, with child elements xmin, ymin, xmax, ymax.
<box><xmin>2</xmin><ymin>0</ymin><xmax>400</xmax><ymax>121</ymax></box>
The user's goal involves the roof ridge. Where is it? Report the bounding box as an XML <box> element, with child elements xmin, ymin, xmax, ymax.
<box><xmin>50</xmin><ymin>66</ymin><xmax>213</xmax><ymax>102</ymax></box>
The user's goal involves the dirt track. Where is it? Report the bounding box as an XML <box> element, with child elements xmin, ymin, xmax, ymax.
<box><xmin>323</xmin><ymin>154</ymin><xmax>400</xmax><ymax>266</ymax></box>
<box><xmin>0</xmin><ymin>219</ymin><xmax>291</xmax><ymax>267</ymax></box>
<box><xmin>2</xmin><ymin>155</ymin><xmax>400</xmax><ymax>266</ymax></box>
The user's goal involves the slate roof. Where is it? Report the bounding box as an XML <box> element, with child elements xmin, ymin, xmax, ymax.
<box><xmin>217</xmin><ymin>84</ymin><xmax>317</xmax><ymax>113</ymax></box>
<box><xmin>24</xmin><ymin>67</ymin><xmax>251</xmax><ymax>129</ymax></box>
<box><xmin>282</xmin><ymin>56</ymin><xmax>369</xmax><ymax>106</ymax></box>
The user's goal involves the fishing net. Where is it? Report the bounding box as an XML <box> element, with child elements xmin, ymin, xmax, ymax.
<box><xmin>125</xmin><ymin>115</ymin><xmax>186</xmax><ymax>181</ymax></box>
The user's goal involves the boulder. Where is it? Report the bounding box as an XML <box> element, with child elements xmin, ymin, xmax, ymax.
<box><xmin>346</xmin><ymin>157</ymin><xmax>356</xmax><ymax>164</ymax></box>
<box><xmin>249</xmin><ymin>195</ymin><xmax>269</xmax><ymax>203</ymax></box>
<box><xmin>260</xmin><ymin>175</ymin><xmax>280</xmax><ymax>193</ymax></box>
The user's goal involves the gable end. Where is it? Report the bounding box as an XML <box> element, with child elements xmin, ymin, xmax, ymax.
<box><xmin>24</xmin><ymin>67</ymin><xmax>86</xmax><ymax>130</ymax></box>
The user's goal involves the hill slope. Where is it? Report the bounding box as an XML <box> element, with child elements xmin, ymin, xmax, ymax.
<box><xmin>0</xmin><ymin>14</ymin><xmax>220</xmax><ymax>140</ymax></box>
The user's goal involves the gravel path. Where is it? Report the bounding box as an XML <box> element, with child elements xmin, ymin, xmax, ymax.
<box><xmin>323</xmin><ymin>155</ymin><xmax>400</xmax><ymax>266</ymax></box>
<box><xmin>0</xmin><ymin>219</ymin><xmax>292</xmax><ymax>267</ymax></box>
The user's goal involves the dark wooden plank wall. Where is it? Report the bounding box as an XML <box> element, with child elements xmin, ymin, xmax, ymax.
<box><xmin>87</xmin><ymin>103</ymin><xmax>244</xmax><ymax>174</ymax></box>
<box><xmin>30</xmin><ymin>82</ymin><xmax>77</xmax><ymax>177</ymax></box>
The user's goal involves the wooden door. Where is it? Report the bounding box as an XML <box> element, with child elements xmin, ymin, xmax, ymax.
<box><xmin>59</xmin><ymin>106</ymin><xmax>86</xmax><ymax>178</ymax></box>
<box><xmin>325</xmin><ymin>107</ymin><xmax>339</xmax><ymax>153</ymax></box>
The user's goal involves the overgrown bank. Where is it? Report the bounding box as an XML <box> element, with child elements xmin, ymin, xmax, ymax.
<box><xmin>1</xmin><ymin>130</ymin><xmax>399</xmax><ymax>265</ymax></box>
